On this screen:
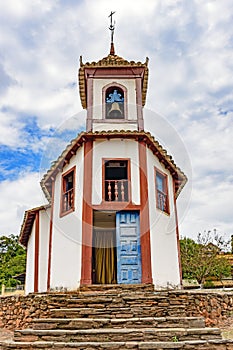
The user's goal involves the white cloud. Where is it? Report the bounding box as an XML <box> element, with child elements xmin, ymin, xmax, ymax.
<box><xmin>0</xmin><ymin>110</ymin><xmax>24</xmax><ymax>147</ymax></box>
<box><xmin>0</xmin><ymin>172</ymin><xmax>46</xmax><ymax>236</ymax></box>
<box><xmin>179</xmin><ymin>174</ymin><xmax>233</xmax><ymax>240</ymax></box>
<box><xmin>0</xmin><ymin>0</ymin><xmax>55</xmax><ymax>20</ymax></box>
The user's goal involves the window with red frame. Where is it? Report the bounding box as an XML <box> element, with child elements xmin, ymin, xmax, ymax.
<box><xmin>61</xmin><ymin>168</ymin><xmax>75</xmax><ymax>215</ymax></box>
<box><xmin>155</xmin><ymin>170</ymin><xmax>169</xmax><ymax>214</ymax></box>
<box><xmin>104</xmin><ymin>160</ymin><xmax>129</xmax><ymax>202</ymax></box>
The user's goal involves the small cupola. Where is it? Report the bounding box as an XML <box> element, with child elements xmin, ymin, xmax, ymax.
<box><xmin>78</xmin><ymin>12</ymin><xmax>149</xmax><ymax>132</ymax></box>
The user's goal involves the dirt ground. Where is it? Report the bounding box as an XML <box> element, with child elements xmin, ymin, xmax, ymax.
<box><xmin>0</xmin><ymin>328</ymin><xmax>13</xmax><ymax>342</ymax></box>
<box><xmin>220</xmin><ymin>316</ymin><xmax>233</xmax><ymax>340</ymax></box>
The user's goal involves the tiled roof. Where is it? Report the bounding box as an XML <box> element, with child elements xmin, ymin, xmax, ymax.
<box><xmin>78</xmin><ymin>54</ymin><xmax>149</xmax><ymax>109</ymax></box>
<box><xmin>40</xmin><ymin>130</ymin><xmax>187</xmax><ymax>202</ymax></box>
<box><xmin>19</xmin><ymin>205</ymin><xmax>50</xmax><ymax>247</ymax></box>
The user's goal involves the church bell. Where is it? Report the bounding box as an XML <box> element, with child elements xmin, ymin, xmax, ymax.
<box><xmin>108</xmin><ymin>102</ymin><xmax>123</xmax><ymax>118</ymax></box>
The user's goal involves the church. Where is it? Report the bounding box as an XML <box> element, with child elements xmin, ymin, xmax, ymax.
<box><xmin>19</xmin><ymin>17</ymin><xmax>187</xmax><ymax>294</ymax></box>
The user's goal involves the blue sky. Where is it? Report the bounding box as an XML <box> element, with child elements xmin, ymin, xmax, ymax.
<box><xmin>0</xmin><ymin>0</ymin><xmax>232</xmax><ymax>241</ymax></box>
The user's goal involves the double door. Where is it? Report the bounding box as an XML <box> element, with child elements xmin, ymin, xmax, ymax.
<box><xmin>93</xmin><ymin>211</ymin><xmax>141</xmax><ymax>284</ymax></box>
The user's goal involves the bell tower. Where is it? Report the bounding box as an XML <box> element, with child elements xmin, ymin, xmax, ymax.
<box><xmin>78</xmin><ymin>12</ymin><xmax>149</xmax><ymax>132</ymax></box>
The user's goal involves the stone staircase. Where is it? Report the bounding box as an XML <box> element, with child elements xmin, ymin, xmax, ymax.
<box><xmin>1</xmin><ymin>284</ymin><xmax>233</xmax><ymax>349</ymax></box>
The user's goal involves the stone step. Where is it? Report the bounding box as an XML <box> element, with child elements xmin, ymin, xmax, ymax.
<box><xmin>79</xmin><ymin>283</ymin><xmax>155</xmax><ymax>293</ymax></box>
<box><xmin>50</xmin><ymin>305</ymin><xmax>187</xmax><ymax>318</ymax></box>
<box><xmin>37</xmin><ymin>291</ymin><xmax>188</xmax><ymax>316</ymax></box>
<box><xmin>32</xmin><ymin>316</ymin><xmax>205</xmax><ymax>330</ymax></box>
<box><xmin>2</xmin><ymin>339</ymin><xmax>233</xmax><ymax>349</ymax></box>
<box><xmin>2</xmin><ymin>286</ymin><xmax>233</xmax><ymax>350</ymax></box>
<box><xmin>48</xmin><ymin>294</ymin><xmax>173</xmax><ymax>308</ymax></box>
<box><xmin>13</xmin><ymin>327</ymin><xmax>222</xmax><ymax>343</ymax></box>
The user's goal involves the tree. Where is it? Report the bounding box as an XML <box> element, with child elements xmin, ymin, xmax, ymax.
<box><xmin>0</xmin><ymin>234</ymin><xmax>26</xmax><ymax>288</ymax></box>
<box><xmin>180</xmin><ymin>231</ymin><xmax>231</xmax><ymax>286</ymax></box>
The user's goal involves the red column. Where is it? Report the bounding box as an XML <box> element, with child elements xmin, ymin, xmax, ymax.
<box><xmin>138</xmin><ymin>140</ymin><xmax>152</xmax><ymax>283</ymax></box>
<box><xmin>47</xmin><ymin>179</ymin><xmax>55</xmax><ymax>291</ymax></box>
<box><xmin>34</xmin><ymin>211</ymin><xmax>40</xmax><ymax>292</ymax></box>
<box><xmin>173</xmin><ymin>179</ymin><xmax>183</xmax><ymax>286</ymax></box>
<box><xmin>81</xmin><ymin>140</ymin><xmax>93</xmax><ymax>284</ymax></box>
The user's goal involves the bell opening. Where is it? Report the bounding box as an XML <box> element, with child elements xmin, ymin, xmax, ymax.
<box><xmin>105</xmin><ymin>86</ymin><xmax>125</xmax><ymax>119</ymax></box>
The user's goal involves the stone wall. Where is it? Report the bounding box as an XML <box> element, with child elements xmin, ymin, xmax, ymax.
<box><xmin>0</xmin><ymin>293</ymin><xmax>73</xmax><ymax>330</ymax></box>
<box><xmin>0</xmin><ymin>289</ymin><xmax>232</xmax><ymax>330</ymax></box>
<box><xmin>171</xmin><ymin>290</ymin><xmax>233</xmax><ymax>326</ymax></box>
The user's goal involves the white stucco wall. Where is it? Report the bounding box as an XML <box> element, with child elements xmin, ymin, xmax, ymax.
<box><xmin>146</xmin><ymin>148</ymin><xmax>181</xmax><ymax>288</ymax></box>
<box><xmin>25</xmin><ymin>222</ymin><xmax>35</xmax><ymax>294</ymax></box>
<box><xmin>25</xmin><ymin>136</ymin><xmax>181</xmax><ymax>291</ymax></box>
<box><xmin>92</xmin><ymin>139</ymin><xmax>140</xmax><ymax>206</ymax></box>
<box><xmin>50</xmin><ymin>147</ymin><xmax>84</xmax><ymax>290</ymax></box>
<box><xmin>38</xmin><ymin>208</ymin><xmax>50</xmax><ymax>292</ymax></box>
<box><xmin>93</xmin><ymin>123</ymin><xmax>137</xmax><ymax>132</ymax></box>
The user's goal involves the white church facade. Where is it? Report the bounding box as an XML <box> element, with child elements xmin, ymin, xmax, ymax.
<box><xmin>20</xmin><ymin>41</ymin><xmax>187</xmax><ymax>294</ymax></box>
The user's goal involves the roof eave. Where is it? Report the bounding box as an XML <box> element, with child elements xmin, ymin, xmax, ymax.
<box><xmin>78</xmin><ymin>55</ymin><xmax>149</xmax><ymax>110</ymax></box>
<box><xmin>19</xmin><ymin>205</ymin><xmax>49</xmax><ymax>247</ymax></box>
<box><xmin>41</xmin><ymin>130</ymin><xmax>187</xmax><ymax>200</ymax></box>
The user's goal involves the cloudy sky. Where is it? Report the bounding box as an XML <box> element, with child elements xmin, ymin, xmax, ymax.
<box><xmin>0</xmin><ymin>0</ymin><xmax>232</xmax><ymax>242</ymax></box>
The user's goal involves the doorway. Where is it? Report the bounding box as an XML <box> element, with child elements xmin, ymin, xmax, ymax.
<box><xmin>92</xmin><ymin>211</ymin><xmax>141</xmax><ymax>284</ymax></box>
<box><xmin>92</xmin><ymin>211</ymin><xmax>117</xmax><ymax>284</ymax></box>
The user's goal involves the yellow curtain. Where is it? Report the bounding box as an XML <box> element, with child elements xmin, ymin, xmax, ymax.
<box><xmin>94</xmin><ymin>230</ymin><xmax>116</xmax><ymax>284</ymax></box>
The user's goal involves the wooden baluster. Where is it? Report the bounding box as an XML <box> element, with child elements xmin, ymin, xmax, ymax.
<box><xmin>158</xmin><ymin>192</ymin><xmax>161</xmax><ymax>209</ymax></box>
<box><xmin>121</xmin><ymin>180</ymin><xmax>125</xmax><ymax>201</ymax></box>
<box><xmin>158</xmin><ymin>191</ymin><xmax>166</xmax><ymax>211</ymax></box>
<box><xmin>108</xmin><ymin>181</ymin><xmax>112</xmax><ymax>201</ymax></box>
<box><xmin>67</xmin><ymin>191</ymin><xmax>70</xmax><ymax>209</ymax></box>
<box><xmin>70</xmin><ymin>189</ymin><xmax>73</xmax><ymax>209</ymax></box>
<box><xmin>161</xmin><ymin>193</ymin><xmax>163</xmax><ymax>210</ymax></box>
<box><xmin>64</xmin><ymin>193</ymin><xmax>67</xmax><ymax>211</ymax></box>
<box><xmin>164</xmin><ymin>193</ymin><xmax>167</xmax><ymax>211</ymax></box>
<box><xmin>115</xmin><ymin>181</ymin><xmax>118</xmax><ymax>201</ymax></box>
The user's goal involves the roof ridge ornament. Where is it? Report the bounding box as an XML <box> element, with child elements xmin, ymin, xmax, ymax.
<box><xmin>108</xmin><ymin>11</ymin><xmax>116</xmax><ymax>55</ymax></box>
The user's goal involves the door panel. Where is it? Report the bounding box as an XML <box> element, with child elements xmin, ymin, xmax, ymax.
<box><xmin>116</xmin><ymin>211</ymin><xmax>141</xmax><ymax>284</ymax></box>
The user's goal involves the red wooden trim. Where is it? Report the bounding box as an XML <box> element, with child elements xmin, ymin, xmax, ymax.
<box><xmin>81</xmin><ymin>140</ymin><xmax>93</xmax><ymax>285</ymax></box>
<box><xmin>86</xmin><ymin>77</ymin><xmax>93</xmax><ymax>131</ymax></box>
<box><xmin>34</xmin><ymin>211</ymin><xmax>39</xmax><ymax>293</ymax></box>
<box><xmin>84</xmin><ymin>67</ymin><xmax>145</xmax><ymax>78</ymax></box>
<box><xmin>135</xmin><ymin>77</ymin><xmax>144</xmax><ymax>131</ymax></box>
<box><xmin>102</xmin><ymin>82</ymin><xmax>128</xmax><ymax>120</ymax></box>
<box><xmin>173</xmin><ymin>178</ymin><xmax>183</xmax><ymax>286</ymax></box>
<box><xmin>60</xmin><ymin>166</ymin><xmax>76</xmax><ymax>217</ymax></box>
<box><xmin>138</xmin><ymin>141</ymin><xmax>152</xmax><ymax>283</ymax></box>
<box><xmin>92</xmin><ymin>119</ymin><xmax>138</xmax><ymax>124</ymax></box>
<box><xmin>47</xmin><ymin>180</ymin><xmax>55</xmax><ymax>291</ymax></box>
<box><xmin>92</xmin><ymin>203</ymin><xmax>141</xmax><ymax>211</ymax></box>
<box><xmin>154</xmin><ymin>167</ymin><xmax>170</xmax><ymax>215</ymax></box>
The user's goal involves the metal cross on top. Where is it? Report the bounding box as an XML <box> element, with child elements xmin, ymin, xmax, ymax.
<box><xmin>108</xmin><ymin>11</ymin><xmax>116</xmax><ymax>44</ymax></box>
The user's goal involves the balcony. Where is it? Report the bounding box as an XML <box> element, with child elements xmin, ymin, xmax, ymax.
<box><xmin>62</xmin><ymin>188</ymin><xmax>74</xmax><ymax>212</ymax></box>
<box><xmin>105</xmin><ymin>179</ymin><xmax>129</xmax><ymax>202</ymax></box>
<box><xmin>157</xmin><ymin>189</ymin><xmax>168</xmax><ymax>213</ymax></box>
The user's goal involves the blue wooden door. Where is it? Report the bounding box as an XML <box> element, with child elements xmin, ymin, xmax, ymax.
<box><xmin>116</xmin><ymin>211</ymin><xmax>141</xmax><ymax>284</ymax></box>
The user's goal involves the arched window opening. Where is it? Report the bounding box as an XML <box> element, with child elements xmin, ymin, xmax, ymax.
<box><xmin>105</xmin><ymin>87</ymin><xmax>124</xmax><ymax>119</ymax></box>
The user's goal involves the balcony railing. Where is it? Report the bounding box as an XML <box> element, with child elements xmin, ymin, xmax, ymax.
<box><xmin>62</xmin><ymin>188</ymin><xmax>74</xmax><ymax>212</ymax></box>
<box><xmin>105</xmin><ymin>179</ymin><xmax>128</xmax><ymax>202</ymax></box>
<box><xmin>157</xmin><ymin>189</ymin><xmax>168</xmax><ymax>212</ymax></box>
